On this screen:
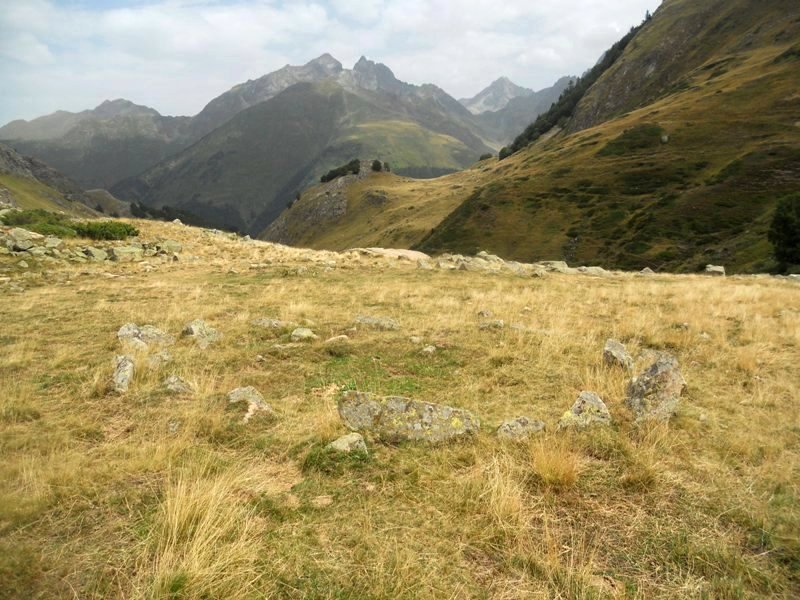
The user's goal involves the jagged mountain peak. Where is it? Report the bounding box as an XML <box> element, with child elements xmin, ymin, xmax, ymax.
<box><xmin>459</xmin><ymin>76</ymin><xmax>533</xmax><ymax>114</ymax></box>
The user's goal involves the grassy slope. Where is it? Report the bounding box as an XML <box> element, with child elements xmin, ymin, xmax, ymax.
<box><xmin>274</xmin><ymin>1</ymin><xmax>800</xmax><ymax>273</ymax></box>
<box><xmin>1</xmin><ymin>219</ymin><xmax>799</xmax><ymax>598</ymax></box>
<box><xmin>0</xmin><ymin>174</ymin><xmax>96</xmax><ymax>216</ymax></box>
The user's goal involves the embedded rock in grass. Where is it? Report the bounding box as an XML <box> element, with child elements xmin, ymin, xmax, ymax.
<box><xmin>326</xmin><ymin>432</ymin><xmax>368</xmax><ymax>454</ymax></box>
<box><xmin>557</xmin><ymin>392</ymin><xmax>611</xmax><ymax>430</ymax></box>
<box><xmin>181</xmin><ymin>319</ymin><xmax>222</xmax><ymax>349</ymax></box>
<box><xmin>496</xmin><ymin>417</ymin><xmax>546</xmax><ymax>440</ymax></box>
<box><xmin>290</xmin><ymin>327</ymin><xmax>318</xmax><ymax>342</ymax></box>
<box><xmin>44</xmin><ymin>236</ymin><xmax>63</xmax><ymax>250</ymax></box>
<box><xmin>84</xmin><ymin>246</ymin><xmax>108</xmax><ymax>262</ymax></box>
<box><xmin>163</xmin><ymin>375</ymin><xmax>194</xmax><ymax>395</ymax></box>
<box><xmin>478</xmin><ymin>309</ymin><xmax>494</xmax><ymax>318</ymax></box>
<box><xmin>626</xmin><ymin>354</ymin><xmax>686</xmax><ymax>422</ymax></box>
<box><xmin>603</xmin><ymin>339</ymin><xmax>633</xmax><ymax>370</ymax></box>
<box><xmin>337</xmin><ymin>390</ymin><xmax>480</xmax><ymax>443</ymax></box>
<box><xmin>156</xmin><ymin>240</ymin><xmax>182</xmax><ymax>254</ymax></box>
<box><xmin>118</xmin><ymin>323</ymin><xmax>175</xmax><ymax>351</ymax></box>
<box><xmin>227</xmin><ymin>386</ymin><xmax>274</xmax><ymax>423</ymax></box>
<box><xmin>110</xmin><ymin>246</ymin><xmax>144</xmax><ymax>262</ymax></box>
<box><xmin>8</xmin><ymin>228</ymin><xmax>43</xmax><ymax>252</ymax></box>
<box><xmin>705</xmin><ymin>264</ymin><xmax>726</xmax><ymax>277</ymax></box>
<box><xmin>147</xmin><ymin>350</ymin><xmax>172</xmax><ymax>369</ymax></box>
<box><xmin>479</xmin><ymin>320</ymin><xmax>505</xmax><ymax>330</ymax></box>
<box><xmin>112</xmin><ymin>355</ymin><xmax>135</xmax><ymax>394</ymax></box>
<box><xmin>251</xmin><ymin>317</ymin><xmax>298</xmax><ymax>330</ymax></box>
<box><xmin>536</xmin><ymin>260</ymin><xmax>572</xmax><ymax>274</ymax></box>
<box><xmin>640</xmin><ymin>267</ymin><xmax>655</xmax><ymax>275</ymax></box>
<box><xmin>354</xmin><ymin>315</ymin><xmax>400</xmax><ymax>331</ymax></box>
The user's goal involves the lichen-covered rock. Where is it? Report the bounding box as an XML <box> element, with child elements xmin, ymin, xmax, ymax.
<box><xmin>603</xmin><ymin>339</ymin><xmax>633</xmax><ymax>370</ymax></box>
<box><xmin>626</xmin><ymin>354</ymin><xmax>686</xmax><ymax>421</ymax></box>
<box><xmin>326</xmin><ymin>433</ymin><xmax>368</xmax><ymax>454</ymax></box>
<box><xmin>354</xmin><ymin>315</ymin><xmax>400</xmax><ymax>331</ymax></box>
<box><xmin>557</xmin><ymin>392</ymin><xmax>611</xmax><ymax>430</ymax></box>
<box><xmin>182</xmin><ymin>319</ymin><xmax>222</xmax><ymax>349</ymax></box>
<box><xmin>290</xmin><ymin>327</ymin><xmax>318</xmax><ymax>342</ymax></box>
<box><xmin>112</xmin><ymin>355</ymin><xmax>135</xmax><ymax>394</ymax></box>
<box><xmin>496</xmin><ymin>417</ymin><xmax>545</xmax><ymax>440</ymax></box>
<box><xmin>338</xmin><ymin>390</ymin><xmax>480</xmax><ymax>443</ymax></box>
<box><xmin>118</xmin><ymin>323</ymin><xmax>175</xmax><ymax>351</ymax></box>
<box><xmin>479</xmin><ymin>320</ymin><xmax>505</xmax><ymax>330</ymax></box>
<box><xmin>251</xmin><ymin>317</ymin><xmax>298</xmax><ymax>330</ymax></box>
<box><xmin>84</xmin><ymin>246</ymin><xmax>108</xmax><ymax>261</ymax></box>
<box><xmin>163</xmin><ymin>375</ymin><xmax>194</xmax><ymax>395</ymax></box>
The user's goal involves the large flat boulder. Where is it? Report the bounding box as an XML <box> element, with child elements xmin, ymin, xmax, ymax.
<box><xmin>338</xmin><ymin>390</ymin><xmax>479</xmax><ymax>443</ymax></box>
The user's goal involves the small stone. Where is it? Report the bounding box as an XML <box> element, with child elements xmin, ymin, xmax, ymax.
<box><xmin>354</xmin><ymin>315</ymin><xmax>400</xmax><ymax>331</ymax></box>
<box><xmin>110</xmin><ymin>246</ymin><xmax>144</xmax><ymax>262</ymax></box>
<box><xmin>324</xmin><ymin>335</ymin><xmax>349</xmax><ymax>344</ymax></box>
<box><xmin>479</xmin><ymin>320</ymin><xmax>505</xmax><ymax>330</ymax></box>
<box><xmin>163</xmin><ymin>375</ymin><xmax>194</xmax><ymax>395</ymax></box>
<box><xmin>410</xmin><ymin>336</ymin><xmax>423</xmax><ymax>344</ymax></box>
<box><xmin>18</xmin><ymin>260</ymin><xmax>29</xmax><ymax>269</ymax></box>
<box><xmin>421</xmin><ymin>345</ymin><xmax>437</xmax><ymax>354</ymax></box>
<box><xmin>312</xmin><ymin>495</ymin><xmax>334</xmax><ymax>508</ymax></box>
<box><xmin>84</xmin><ymin>246</ymin><xmax>108</xmax><ymax>261</ymax></box>
<box><xmin>227</xmin><ymin>386</ymin><xmax>274</xmax><ymax>422</ymax></box>
<box><xmin>478</xmin><ymin>309</ymin><xmax>494</xmax><ymax>318</ymax></box>
<box><xmin>290</xmin><ymin>327</ymin><xmax>318</xmax><ymax>342</ymax></box>
<box><xmin>705</xmin><ymin>264</ymin><xmax>726</xmax><ymax>277</ymax></box>
<box><xmin>168</xmin><ymin>419</ymin><xmax>181</xmax><ymax>434</ymax></box>
<box><xmin>496</xmin><ymin>417</ymin><xmax>545</xmax><ymax>440</ymax></box>
<box><xmin>112</xmin><ymin>355</ymin><xmax>135</xmax><ymax>394</ymax></box>
<box><xmin>251</xmin><ymin>317</ymin><xmax>298</xmax><ymax>330</ymax></box>
<box><xmin>640</xmin><ymin>267</ymin><xmax>655</xmax><ymax>275</ymax></box>
<box><xmin>118</xmin><ymin>323</ymin><xmax>175</xmax><ymax>350</ymax></box>
<box><xmin>557</xmin><ymin>392</ymin><xmax>611</xmax><ymax>430</ymax></box>
<box><xmin>603</xmin><ymin>339</ymin><xmax>633</xmax><ymax>370</ymax></box>
<box><xmin>182</xmin><ymin>319</ymin><xmax>222</xmax><ymax>349</ymax></box>
<box><xmin>326</xmin><ymin>432</ymin><xmax>368</xmax><ymax>453</ymax></box>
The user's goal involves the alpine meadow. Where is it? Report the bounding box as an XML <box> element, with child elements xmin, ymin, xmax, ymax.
<box><xmin>1</xmin><ymin>0</ymin><xmax>799</xmax><ymax>598</ymax></box>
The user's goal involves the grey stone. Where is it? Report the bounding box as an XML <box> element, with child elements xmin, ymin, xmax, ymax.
<box><xmin>326</xmin><ymin>432</ymin><xmax>368</xmax><ymax>454</ymax></box>
<box><xmin>18</xmin><ymin>260</ymin><xmax>29</xmax><ymax>269</ymax></box>
<box><xmin>421</xmin><ymin>345</ymin><xmax>437</xmax><ymax>354</ymax></box>
<box><xmin>557</xmin><ymin>392</ymin><xmax>611</xmax><ymax>430</ymax></box>
<box><xmin>227</xmin><ymin>386</ymin><xmax>274</xmax><ymax>422</ymax></box>
<box><xmin>640</xmin><ymin>267</ymin><xmax>655</xmax><ymax>275</ymax></box>
<box><xmin>118</xmin><ymin>323</ymin><xmax>175</xmax><ymax>350</ymax></box>
<box><xmin>354</xmin><ymin>315</ymin><xmax>400</xmax><ymax>331</ymax></box>
<box><xmin>479</xmin><ymin>320</ymin><xmax>505</xmax><ymax>330</ymax></box>
<box><xmin>324</xmin><ymin>335</ymin><xmax>350</xmax><ymax>344</ymax></box>
<box><xmin>251</xmin><ymin>317</ymin><xmax>298</xmax><ymax>330</ymax></box>
<box><xmin>337</xmin><ymin>390</ymin><xmax>480</xmax><ymax>443</ymax></box>
<box><xmin>110</xmin><ymin>246</ymin><xmax>144</xmax><ymax>262</ymax></box>
<box><xmin>112</xmin><ymin>355</ymin><xmax>135</xmax><ymax>394</ymax></box>
<box><xmin>537</xmin><ymin>260</ymin><xmax>571</xmax><ymax>274</ymax></box>
<box><xmin>626</xmin><ymin>354</ymin><xmax>686</xmax><ymax>422</ymax></box>
<box><xmin>290</xmin><ymin>327</ymin><xmax>318</xmax><ymax>342</ymax></box>
<box><xmin>146</xmin><ymin>350</ymin><xmax>172</xmax><ymax>369</ymax></box>
<box><xmin>84</xmin><ymin>246</ymin><xmax>108</xmax><ymax>261</ymax></box>
<box><xmin>478</xmin><ymin>309</ymin><xmax>494</xmax><ymax>318</ymax></box>
<box><xmin>182</xmin><ymin>319</ymin><xmax>222</xmax><ymax>349</ymax></box>
<box><xmin>156</xmin><ymin>240</ymin><xmax>182</xmax><ymax>254</ymax></box>
<box><xmin>163</xmin><ymin>375</ymin><xmax>194</xmax><ymax>395</ymax></box>
<box><xmin>496</xmin><ymin>417</ymin><xmax>546</xmax><ymax>440</ymax></box>
<box><xmin>27</xmin><ymin>246</ymin><xmax>46</xmax><ymax>257</ymax></box>
<box><xmin>705</xmin><ymin>264</ymin><xmax>726</xmax><ymax>277</ymax></box>
<box><xmin>44</xmin><ymin>237</ymin><xmax>63</xmax><ymax>250</ymax></box>
<box><xmin>603</xmin><ymin>339</ymin><xmax>633</xmax><ymax>370</ymax></box>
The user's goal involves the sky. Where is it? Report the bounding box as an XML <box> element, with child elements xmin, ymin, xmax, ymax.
<box><xmin>0</xmin><ymin>0</ymin><xmax>662</xmax><ymax>125</ymax></box>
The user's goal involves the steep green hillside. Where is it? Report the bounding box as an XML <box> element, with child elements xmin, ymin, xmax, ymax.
<box><xmin>273</xmin><ymin>0</ymin><xmax>799</xmax><ymax>273</ymax></box>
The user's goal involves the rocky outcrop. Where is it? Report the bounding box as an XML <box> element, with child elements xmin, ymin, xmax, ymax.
<box><xmin>118</xmin><ymin>323</ymin><xmax>175</xmax><ymax>351</ymax></box>
<box><xmin>354</xmin><ymin>315</ymin><xmax>400</xmax><ymax>331</ymax></box>
<box><xmin>337</xmin><ymin>390</ymin><xmax>480</xmax><ymax>443</ymax></box>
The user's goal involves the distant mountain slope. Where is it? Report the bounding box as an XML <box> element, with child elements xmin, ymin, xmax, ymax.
<box><xmin>0</xmin><ymin>100</ymin><xmax>192</xmax><ymax>190</ymax></box>
<box><xmin>269</xmin><ymin>0</ymin><xmax>800</xmax><ymax>274</ymax></box>
<box><xmin>475</xmin><ymin>76</ymin><xmax>576</xmax><ymax>145</ymax></box>
<box><xmin>459</xmin><ymin>77</ymin><xmax>533</xmax><ymax>114</ymax></box>
<box><xmin>111</xmin><ymin>59</ymin><xmax>494</xmax><ymax>234</ymax></box>
<box><xmin>0</xmin><ymin>142</ymin><xmax>97</xmax><ymax>216</ymax></box>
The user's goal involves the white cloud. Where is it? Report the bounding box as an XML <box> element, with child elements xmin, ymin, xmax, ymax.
<box><xmin>0</xmin><ymin>0</ymin><xmax>661</xmax><ymax>124</ymax></box>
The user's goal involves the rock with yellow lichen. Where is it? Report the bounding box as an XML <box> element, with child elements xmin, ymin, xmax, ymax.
<box><xmin>557</xmin><ymin>391</ymin><xmax>611</xmax><ymax>431</ymax></box>
<box><xmin>337</xmin><ymin>390</ymin><xmax>480</xmax><ymax>443</ymax></box>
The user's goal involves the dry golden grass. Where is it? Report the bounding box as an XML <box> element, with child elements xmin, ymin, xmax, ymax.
<box><xmin>0</xmin><ymin>218</ymin><xmax>799</xmax><ymax>598</ymax></box>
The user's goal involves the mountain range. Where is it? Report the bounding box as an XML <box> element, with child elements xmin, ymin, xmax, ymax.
<box><xmin>0</xmin><ymin>56</ymin><xmax>570</xmax><ymax>233</ymax></box>
<box><xmin>265</xmin><ymin>0</ymin><xmax>800</xmax><ymax>273</ymax></box>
